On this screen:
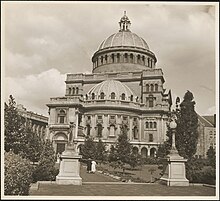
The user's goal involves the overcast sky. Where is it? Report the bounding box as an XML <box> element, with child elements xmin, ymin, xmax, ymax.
<box><xmin>2</xmin><ymin>2</ymin><xmax>218</xmax><ymax>117</ymax></box>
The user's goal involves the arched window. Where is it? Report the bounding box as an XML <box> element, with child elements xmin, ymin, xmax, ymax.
<box><xmin>69</xmin><ymin>88</ymin><xmax>71</xmax><ymax>95</ymax></box>
<box><xmin>97</xmin><ymin>124</ymin><xmax>102</xmax><ymax>137</ymax></box>
<box><xmin>92</xmin><ymin>93</ymin><xmax>95</xmax><ymax>100</ymax></box>
<box><xmin>142</xmin><ymin>56</ymin><xmax>145</xmax><ymax>65</ymax></box>
<box><xmin>150</xmin><ymin>84</ymin><xmax>154</xmax><ymax>91</ymax></box>
<box><xmin>111</xmin><ymin>92</ymin><xmax>115</xmax><ymax>99</ymax></box>
<box><xmin>154</xmin><ymin>122</ymin><xmax>157</xmax><ymax>129</ymax></box>
<box><xmin>117</xmin><ymin>53</ymin><xmax>120</xmax><ymax>63</ymax></box>
<box><xmin>124</xmin><ymin>53</ymin><xmax>128</xmax><ymax>62</ymax></box>
<box><xmin>101</xmin><ymin>56</ymin><xmax>103</xmax><ymax>64</ymax></box>
<box><xmin>105</xmin><ymin>55</ymin><xmax>108</xmax><ymax>63</ymax></box>
<box><xmin>72</xmin><ymin>87</ymin><xmax>75</xmax><ymax>95</ymax></box>
<box><xmin>130</xmin><ymin>95</ymin><xmax>133</xmax><ymax>101</ymax></box>
<box><xmin>146</xmin><ymin>84</ymin><xmax>149</xmax><ymax>92</ymax></box>
<box><xmin>146</xmin><ymin>122</ymin><xmax>149</xmax><ymax>128</ymax></box>
<box><xmin>149</xmin><ymin>122</ymin><xmax>153</xmax><ymax>128</ymax></box>
<box><xmin>137</xmin><ymin>54</ymin><xmax>141</xmax><ymax>64</ymax></box>
<box><xmin>86</xmin><ymin>125</ymin><xmax>91</xmax><ymax>136</ymax></box>
<box><xmin>155</xmin><ymin>84</ymin><xmax>158</xmax><ymax>92</ymax></box>
<box><xmin>130</xmin><ymin>53</ymin><xmax>134</xmax><ymax>63</ymax></box>
<box><xmin>147</xmin><ymin>58</ymin><xmax>150</xmax><ymax>67</ymax></box>
<box><xmin>141</xmin><ymin>147</ymin><xmax>148</xmax><ymax>158</ymax></box>
<box><xmin>150</xmin><ymin>147</ymin><xmax>156</xmax><ymax>157</ymax></box>
<box><xmin>111</xmin><ymin>54</ymin><xmax>115</xmax><ymax>63</ymax></box>
<box><xmin>100</xmin><ymin>92</ymin><xmax>105</xmax><ymax>99</ymax></box>
<box><xmin>58</xmin><ymin>109</ymin><xmax>66</xmax><ymax>124</ymax></box>
<box><xmin>121</xmin><ymin>93</ymin><xmax>125</xmax><ymax>100</ymax></box>
<box><xmin>132</xmin><ymin>147</ymin><xmax>139</xmax><ymax>154</ymax></box>
<box><xmin>76</xmin><ymin>87</ymin><xmax>79</xmax><ymax>94</ymax></box>
<box><xmin>133</xmin><ymin>126</ymin><xmax>138</xmax><ymax>139</ymax></box>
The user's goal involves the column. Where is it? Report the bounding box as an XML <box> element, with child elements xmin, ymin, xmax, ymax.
<box><xmin>75</xmin><ymin>109</ymin><xmax>79</xmax><ymax>139</ymax></box>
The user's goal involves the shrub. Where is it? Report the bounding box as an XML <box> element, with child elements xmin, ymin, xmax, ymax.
<box><xmin>4</xmin><ymin>151</ymin><xmax>33</xmax><ymax>195</ymax></box>
<box><xmin>32</xmin><ymin>140</ymin><xmax>58</xmax><ymax>182</ymax></box>
<box><xmin>186</xmin><ymin>158</ymin><xmax>216</xmax><ymax>185</ymax></box>
<box><xmin>144</xmin><ymin>157</ymin><xmax>159</xmax><ymax>165</ymax></box>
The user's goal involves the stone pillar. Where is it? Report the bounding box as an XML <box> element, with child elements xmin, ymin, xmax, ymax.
<box><xmin>75</xmin><ymin>110</ymin><xmax>79</xmax><ymax>139</ymax></box>
<box><xmin>56</xmin><ymin>144</ymin><xmax>82</xmax><ymax>185</ymax></box>
<box><xmin>160</xmin><ymin>125</ymin><xmax>189</xmax><ymax>186</ymax></box>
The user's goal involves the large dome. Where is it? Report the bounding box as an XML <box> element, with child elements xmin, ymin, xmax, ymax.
<box><xmin>92</xmin><ymin>12</ymin><xmax>157</xmax><ymax>73</ymax></box>
<box><xmin>87</xmin><ymin>80</ymin><xmax>137</xmax><ymax>101</ymax></box>
<box><xmin>98</xmin><ymin>32</ymin><xmax>149</xmax><ymax>51</ymax></box>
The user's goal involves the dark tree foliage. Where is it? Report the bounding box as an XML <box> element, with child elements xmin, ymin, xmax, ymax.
<box><xmin>95</xmin><ymin>139</ymin><xmax>107</xmax><ymax>163</ymax></box>
<box><xmin>4</xmin><ymin>151</ymin><xmax>33</xmax><ymax>195</ymax></box>
<box><xmin>206</xmin><ymin>146</ymin><xmax>216</xmax><ymax>168</ymax></box>
<box><xmin>4</xmin><ymin>95</ymin><xmax>26</xmax><ymax>154</ymax></box>
<box><xmin>129</xmin><ymin>152</ymin><xmax>143</xmax><ymax>170</ymax></box>
<box><xmin>81</xmin><ymin>136</ymin><xmax>96</xmax><ymax>159</ymax></box>
<box><xmin>108</xmin><ymin>145</ymin><xmax>117</xmax><ymax>162</ymax></box>
<box><xmin>175</xmin><ymin>90</ymin><xmax>199</xmax><ymax>159</ymax></box>
<box><xmin>114</xmin><ymin>124</ymin><xmax>133</xmax><ymax>173</ymax></box>
<box><xmin>23</xmin><ymin>126</ymin><xmax>44</xmax><ymax>163</ymax></box>
<box><xmin>32</xmin><ymin>140</ymin><xmax>58</xmax><ymax>182</ymax></box>
<box><xmin>156</xmin><ymin>142</ymin><xmax>171</xmax><ymax>158</ymax></box>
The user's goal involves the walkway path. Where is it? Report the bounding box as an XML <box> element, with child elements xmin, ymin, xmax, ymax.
<box><xmin>80</xmin><ymin>164</ymin><xmax>118</xmax><ymax>182</ymax></box>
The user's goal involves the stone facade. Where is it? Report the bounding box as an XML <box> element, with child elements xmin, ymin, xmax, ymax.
<box><xmin>46</xmin><ymin>13</ymin><xmax>172</xmax><ymax>157</ymax></box>
<box><xmin>17</xmin><ymin>104</ymin><xmax>48</xmax><ymax>140</ymax></box>
<box><xmin>196</xmin><ymin>115</ymin><xmax>216</xmax><ymax>158</ymax></box>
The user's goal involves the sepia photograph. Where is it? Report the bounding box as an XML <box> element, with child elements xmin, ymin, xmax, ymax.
<box><xmin>1</xmin><ymin>1</ymin><xmax>219</xmax><ymax>200</ymax></box>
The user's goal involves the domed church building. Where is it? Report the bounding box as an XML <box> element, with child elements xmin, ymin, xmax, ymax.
<box><xmin>46</xmin><ymin>12</ymin><xmax>172</xmax><ymax>158</ymax></box>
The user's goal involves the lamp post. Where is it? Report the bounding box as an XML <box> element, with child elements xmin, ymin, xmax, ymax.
<box><xmin>169</xmin><ymin>120</ymin><xmax>179</xmax><ymax>155</ymax></box>
<box><xmin>159</xmin><ymin>111</ymin><xmax>189</xmax><ymax>186</ymax></box>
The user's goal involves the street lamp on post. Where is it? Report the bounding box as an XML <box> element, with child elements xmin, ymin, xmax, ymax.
<box><xmin>169</xmin><ymin>119</ymin><xmax>179</xmax><ymax>155</ymax></box>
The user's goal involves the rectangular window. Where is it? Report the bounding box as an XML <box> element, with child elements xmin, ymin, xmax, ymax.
<box><xmin>60</xmin><ymin>116</ymin><xmax>65</xmax><ymax>124</ymax></box>
<box><xmin>98</xmin><ymin>115</ymin><xmax>102</xmax><ymax>120</ymax></box>
<box><xmin>149</xmin><ymin>99</ymin><xmax>153</xmax><ymax>107</ymax></box>
<box><xmin>110</xmin><ymin>115</ymin><xmax>115</xmax><ymax>119</ymax></box>
<box><xmin>149</xmin><ymin>134</ymin><xmax>153</xmax><ymax>142</ymax></box>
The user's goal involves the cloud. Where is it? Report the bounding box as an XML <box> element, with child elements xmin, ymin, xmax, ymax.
<box><xmin>2</xmin><ymin>2</ymin><xmax>217</xmax><ymax>115</ymax></box>
<box><xmin>4</xmin><ymin>68</ymin><xmax>66</xmax><ymax>116</ymax></box>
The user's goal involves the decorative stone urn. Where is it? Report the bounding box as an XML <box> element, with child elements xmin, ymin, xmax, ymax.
<box><xmin>160</xmin><ymin>120</ymin><xmax>189</xmax><ymax>186</ymax></box>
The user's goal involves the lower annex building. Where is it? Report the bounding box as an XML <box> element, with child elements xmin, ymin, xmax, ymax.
<box><xmin>46</xmin><ymin>12</ymin><xmax>173</xmax><ymax>157</ymax></box>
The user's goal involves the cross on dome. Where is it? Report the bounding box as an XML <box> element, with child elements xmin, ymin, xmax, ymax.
<box><xmin>119</xmin><ymin>11</ymin><xmax>131</xmax><ymax>32</ymax></box>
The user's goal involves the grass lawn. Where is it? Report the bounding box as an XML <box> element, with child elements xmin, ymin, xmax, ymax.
<box><xmin>94</xmin><ymin>162</ymin><xmax>162</xmax><ymax>183</ymax></box>
<box><xmin>30</xmin><ymin>183</ymin><xmax>216</xmax><ymax>196</ymax></box>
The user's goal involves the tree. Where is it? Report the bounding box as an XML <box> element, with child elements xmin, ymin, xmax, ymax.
<box><xmin>81</xmin><ymin>136</ymin><xmax>96</xmax><ymax>159</ymax></box>
<box><xmin>207</xmin><ymin>146</ymin><xmax>216</xmax><ymax>168</ymax></box>
<box><xmin>32</xmin><ymin>140</ymin><xmax>58</xmax><ymax>182</ymax></box>
<box><xmin>23</xmin><ymin>126</ymin><xmax>44</xmax><ymax>163</ymax></box>
<box><xmin>175</xmin><ymin>91</ymin><xmax>199</xmax><ymax>159</ymax></box>
<box><xmin>95</xmin><ymin>139</ymin><xmax>107</xmax><ymax>164</ymax></box>
<box><xmin>4</xmin><ymin>150</ymin><xmax>33</xmax><ymax>195</ymax></box>
<box><xmin>4</xmin><ymin>95</ymin><xmax>26</xmax><ymax>154</ymax></box>
<box><xmin>156</xmin><ymin>142</ymin><xmax>171</xmax><ymax>158</ymax></box>
<box><xmin>114</xmin><ymin>124</ymin><xmax>132</xmax><ymax>173</ymax></box>
<box><xmin>129</xmin><ymin>152</ymin><xmax>143</xmax><ymax>170</ymax></box>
